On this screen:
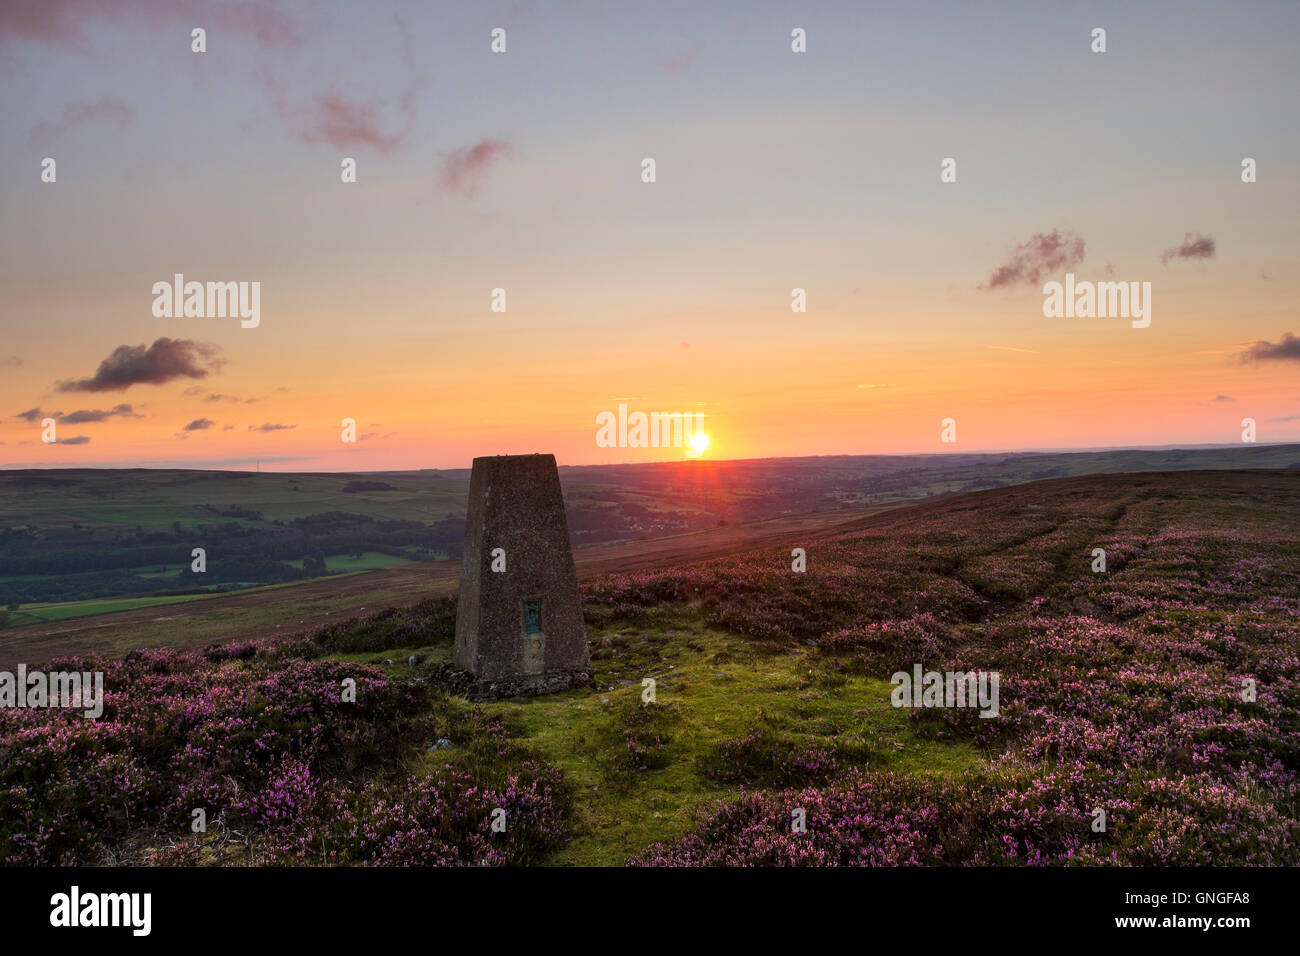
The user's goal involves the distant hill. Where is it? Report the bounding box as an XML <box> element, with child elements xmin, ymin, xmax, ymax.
<box><xmin>0</xmin><ymin>444</ymin><xmax>1295</xmax><ymax>611</ymax></box>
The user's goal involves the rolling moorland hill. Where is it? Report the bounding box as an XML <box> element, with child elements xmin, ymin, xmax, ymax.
<box><xmin>0</xmin><ymin>468</ymin><xmax>1297</xmax><ymax>865</ymax></box>
<box><xmin>1</xmin><ymin>443</ymin><xmax>1295</xmax><ymax>614</ymax></box>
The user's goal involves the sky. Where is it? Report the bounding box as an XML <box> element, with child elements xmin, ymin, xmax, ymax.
<box><xmin>1</xmin><ymin>0</ymin><xmax>1298</xmax><ymax>471</ymax></box>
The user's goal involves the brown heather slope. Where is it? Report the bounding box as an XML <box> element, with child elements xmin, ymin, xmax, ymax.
<box><xmin>5</xmin><ymin>468</ymin><xmax>1294</xmax><ymax>668</ymax></box>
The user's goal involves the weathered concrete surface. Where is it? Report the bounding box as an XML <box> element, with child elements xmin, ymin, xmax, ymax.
<box><xmin>454</xmin><ymin>454</ymin><xmax>591</xmax><ymax>696</ymax></box>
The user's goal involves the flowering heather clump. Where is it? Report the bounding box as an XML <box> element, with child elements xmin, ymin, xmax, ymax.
<box><xmin>301</xmin><ymin>596</ymin><xmax>458</xmax><ymax>655</ymax></box>
<box><xmin>584</xmin><ymin>557</ymin><xmax>985</xmax><ymax>648</ymax></box>
<box><xmin>252</xmin><ymin>761</ymin><xmax>571</xmax><ymax>866</ymax></box>
<box><xmin>0</xmin><ymin>636</ymin><xmax>570</xmax><ymax>865</ymax></box>
<box><xmin>818</xmin><ymin>613</ymin><xmax>958</xmax><ymax>673</ymax></box>
<box><xmin>604</xmin><ymin>699</ymin><xmax>682</xmax><ymax>773</ymax></box>
<box><xmin>702</xmin><ymin>728</ymin><xmax>855</xmax><ymax>789</ymax></box>
<box><xmin>633</xmin><ymin>768</ymin><xmax>1096</xmax><ymax>866</ymax></box>
<box><xmin>633</xmin><ymin>765</ymin><xmax>1295</xmax><ymax>867</ymax></box>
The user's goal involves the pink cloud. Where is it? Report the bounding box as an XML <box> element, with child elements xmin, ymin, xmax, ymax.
<box><xmin>298</xmin><ymin>93</ymin><xmax>403</xmax><ymax>154</ymax></box>
<box><xmin>258</xmin><ymin>17</ymin><xmax>418</xmax><ymax>153</ymax></box>
<box><xmin>439</xmin><ymin>139</ymin><xmax>512</xmax><ymax>197</ymax></box>
<box><xmin>0</xmin><ymin>0</ymin><xmax>301</xmax><ymax>49</ymax></box>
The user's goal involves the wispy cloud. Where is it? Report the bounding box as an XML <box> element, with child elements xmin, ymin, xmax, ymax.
<box><xmin>0</xmin><ymin>0</ymin><xmax>303</xmax><ymax>50</ymax></box>
<box><xmin>201</xmin><ymin>393</ymin><xmax>235</xmax><ymax>403</ymax></box>
<box><xmin>296</xmin><ymin>92</ymin><xmax>403</xmax><ymax>153</ymax></box>
<box><xmin>183</xmin><ymin>418</ymin><xmax>216</xmax><ymax>431</ymax></box>
<box><xmin>30</xmin><ymin>95</ymin><xmax>131</xmax><ymax>139</ymax></box>
<box><xmin>260</xmin><ymin>16</ymin><xmax>417</xmax><ymax>154</ymax></box>
<box><xmin>1161</xmin><ymin>232</ymin><xmax>1216</xmax><ymax>267</ymax></box>
<box><xmin>982</xmin><ymin>230</ymin><xmax>1085</xmax><ymax>290</ymax></box>
<box><xmin>439</xmin><ymin>139</ymin><xmax>512</xmax><ymax>197</ymax></box>
<box><xmin>13</xmin><ymin>404</ymin><xmax>139</xmax><ymax>424</ymax></box>
<box><xmin>187</xmin><ymin>390</ymin><xmax>257</xmax><ymax>404</ymax></box>
<box><xmin>250</xmin><ymin>423</ymin><xmax>295</xmax><ymax>432</ymax></box>
<box><xmin>59</xmin><ymin>403</ymin><xmax>139</xmax><ymax>424</ymax></box>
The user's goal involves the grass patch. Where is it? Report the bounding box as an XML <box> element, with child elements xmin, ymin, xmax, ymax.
<box><xmin>477</xmin><ymin>606</ymin><xmax>984</xmax><ymax>866</ymax></box>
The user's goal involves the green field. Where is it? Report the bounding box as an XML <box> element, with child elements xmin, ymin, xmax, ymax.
<box><xmin>0</xmin><ymin>567</ymin><xmax>421</xmax><ymax>635</ymax></box>
<box><xmin>0</xmin><ymin>469</ymin><xmax>467</xmax><ymax>533</ymax></box>
<box><xmin>11</xmin><ymin>593</ymin><xmax>227</xmax><ymax>624</ymax></box>
<box><xmin>0</xmin><ymin>553</ymin><xmax>432</xmax><ymax>630</ymax></box>
<box><xmin>287</xmin><ymin>551</ymin><xmax>423</xmax><ymax>571</ymax></box>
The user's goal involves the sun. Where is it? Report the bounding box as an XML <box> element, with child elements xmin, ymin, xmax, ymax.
<box><xmin>689</xmin><ymin>432</ymin><xmax>710</xmax><ymax>454</ymax></box>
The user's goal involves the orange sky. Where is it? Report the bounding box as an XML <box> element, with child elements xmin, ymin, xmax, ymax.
<box><xmin>2</xmin><ymin>1</ymin><xmax>1298</xmax><ymax>470</ymax></box>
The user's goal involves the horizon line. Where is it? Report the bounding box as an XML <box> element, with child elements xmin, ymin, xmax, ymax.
<box><xmin>1</xmin><ymin>441</ymin><xmax>1295</xmax><ymax>475</ymax></box>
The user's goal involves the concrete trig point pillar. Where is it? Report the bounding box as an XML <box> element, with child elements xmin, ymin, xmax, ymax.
<box><xmin>454</xmin><ymin>454</ymin><xmax>592</xmax><ymax>697</ymax></box>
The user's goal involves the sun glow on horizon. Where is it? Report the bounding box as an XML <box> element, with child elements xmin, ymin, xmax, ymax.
<box><xmin>684</xmin><ymin>431</ymin><xmax>711</xmax><ymax>459</ymax></box>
